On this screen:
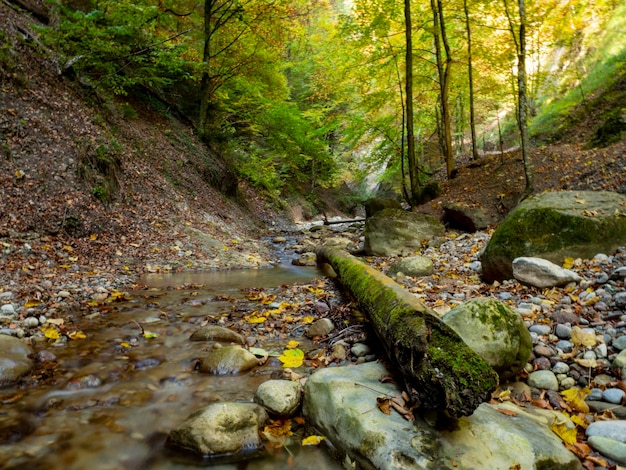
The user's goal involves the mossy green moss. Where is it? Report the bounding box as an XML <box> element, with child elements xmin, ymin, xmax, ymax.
<box><xmin>482</xmin><ymin>191</ymin><xmax>626</xmax><ymax>282</ymax></box>
<box><xmin>316</xmin><ymin>247</ymin><xmax>499</xmax><ymax>418</ymax></box>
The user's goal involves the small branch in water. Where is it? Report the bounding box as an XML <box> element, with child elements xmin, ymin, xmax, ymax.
<box><xmin>131</xmin><ymin>319</ymin><xmax>145</xmax><ymax>335</ymax></box>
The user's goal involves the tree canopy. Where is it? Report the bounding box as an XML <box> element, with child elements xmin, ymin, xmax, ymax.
<box><xmin>37</xmin><ymin>0</ymin><xmax>626</xmax><ymax>204</ymax></box>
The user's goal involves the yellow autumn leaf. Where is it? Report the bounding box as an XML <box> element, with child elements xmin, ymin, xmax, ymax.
<box><xmin>247</xmin><ymin>315</ymin><xmax>267</xmax><ymax>324</ymax></box>
<box><xmin>550</xmin><ymin>418</ymin><xmax>578</xmax><ymax>445</ymax></box>
<box><xmin>562</xmin><ymin>257</ymin><xmax>575</xmax><ymax>269</ymax></box>
<box><xmin>571</xmin><ymin>327</ymin><xmax>596</xmax><ymax>348</ymax></box>
<box><xmin>120</xmin><ymin>342</ymin><xmax>132</xmax><ymax>348</ymax></box>
<box><xmin>560</xmin><ymin>387</ymin><xmax>591</xmax><ymax>413</ymax></box>
<box><xmin>42</xmin><ymin>326</ymin><xmax>60</xmax><ymax>340</ymax></box>
<box><xmin>68</xmin><ymin>330</ymin><xmax>86</xmax><ymax>340</ymax></box>
<box><xmin>62</xmin><ymin>245</ymin><xmax>73</xmax><ymax>252</ymax></box>
<box><xmin>302</xmin><ymin>435</ymin><xmax>326</xmax><ymax>446</ymax></box>
<box><xmin>286</xmin><ymin>340</ymin><xmax>299</xmax><ymax>349</ymax></box>
<box><xmin>142</xmin><ymin>331</ymin><xmax>158</xmax><ymax>339</ymax></box>
<box><xmin>24</xmin><ymin>299</ymin><xmax>41</xmax><ymax>308</ymax></box>
<box><xmin>278</xmin><ymin>349</ymin><xmax>305</xmax><ymax>368</ymax></box>
<box><xmin>301</xmin><ymin>315</ymin><xmax>315</xmax><ymax>324</ymax></box>
<box><xmin>89</xmin><ymin>234</ymin><xmax>98</xmax><ymax>240</ymax></box>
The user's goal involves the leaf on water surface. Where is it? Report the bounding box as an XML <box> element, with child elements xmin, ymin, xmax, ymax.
<box><xmin>286</xmin><ymin>340</ymin><xmax>299</xmax><ymax>349</ymax></box>
<box><xmin>142</xmin><ymin>331</ymin><xmax>158</xmax><ymax>339</ymax></box>
<box><xmin>561</xmin><ymin>387</ymin><xmax>591</xmax><ymax>413</ymax></box>
<box><xmin>107</xmin><ymin>290</ymin><xmax>131</xmax><ymax>302</ymax></box>
<box><xmin>278</xmin><ymin>349</ymin><xmax>304</xmax><ymax>368</ymax></box>
<box><xmin>68</xmin><ymin>330</ymin><xmax>86</xmax><ymax>340</ymax></box>
<box><xmin>249</xmin><ymin>347</ymin><xmax>269</xmax><ymax>357</ymax></box>
<box><xmin>302</xmin><ymin>435</ymin><xmax>325</xmax><ymax>446</ymax></box>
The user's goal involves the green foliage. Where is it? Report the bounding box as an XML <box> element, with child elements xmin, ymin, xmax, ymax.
<box><xmin>37</xmin><ymin>1</ymin><xmax>195</xmax><ymax>95</ymax></box>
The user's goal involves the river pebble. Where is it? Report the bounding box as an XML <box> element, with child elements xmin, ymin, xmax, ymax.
<box><xmin>603</xmin><ymin>388</ymin><xmax>626</xmax><ymax>404</ymax></box>
<box><xmin>613</xmin><ymin>335</ymin><xmax>626</xmax><ymax>351</ymax></box>
<box><xmin>527</xmin><ymin>370</ymin><xmax>559</xmax><ymax>391</ymax></box>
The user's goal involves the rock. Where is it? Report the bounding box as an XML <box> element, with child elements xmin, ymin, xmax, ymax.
<box><xmin>613</xmin><ymin>335</ymin><xmax>626</xmax><ymax>351</ymax></box>
<box><xmin>603</xmin><ymin>388</ymin><xmax>626</xmax><ymax>404</ymax></box>
<box><xmin>303</xmin><ymin>362</ymin><xmax>580</xmax><ymax>470</ymax></box>
<box><xmin>322</xmin><ymin>237</ymin><xmax>353</xmax><ymax>249</ymax></box>
<box><xmin>587</xmin><ymin>420</ymin><xmax>626</xmax><ymax>464</ymax></box>
<box><xmin>350</xmin><ymin>343</ymin><xmax>372</xmax><ymax>358</ymax></box>
<box><xmin>364</xmin><ymin>209</ymin><xmax>445</xmax><ymax>256</ymax></box>
<box><xmin>0</xmin><ymin>334</ymin><xmax>34</xmax><ymax>385</ymax></box>
<box><xmin>292</xmin><ymin>252</ymin><xmax>317</xmax><ymax>266</ymax></box>
<box><xmin>441</xmin><ymin>298</ymin><xmax>532</xmax><ymax>380</ymax></box>
<box><xmin>0</xmin><ymin>304</ymin><xmax>16</xmax><ymax>315</ymax></box>
<box><xmin>512</xmin><ymin>257</ymin><xmax>583</xmax><ymax>288</ymax></box>
<box><xmin>615</xmin><ymin>292</ymin><xmax>626</xmax><ymax>308</ymax></box>
<box><xmin>481</xmin><ymin>191</ymin><xmax>626</xmax><ymax>283</ymax></box>
<box><xmin>588</xmin><ymin>436</ymin><xmax>626</xmax><ymax>465</ymax></box>
<box><xmin>527</xmin><ymin>370</ymin><xmax>559</xmax><ymax>391</ymax></box>
<box><xmin>254</xmin><ymin>380</ymin><xmax>302</xmax><ymax>417</ymax></box>
<box><xmin>198</xmin><ymin>346</ymin><xmax>259</xmax><ymax>374</ymax></box>
<box><xmin>388</xmin><ymin>256</ymin><xmax>434</xmax><ymax>277</ymax></box>
<box><xmin>443</xmin><ymin>202</ymin><xmax>497</xmax><ymax>232</ymax></box>
<box><xmin>167</xmin><ymin>402</ymin><xmax>268</xmax><ymax>458</ymax></box>
<box><xmin>189</xmin><ymin>325</ymin><xmax>245</xmax><ymax>344</ymax></box>
<box><xmin>364</xmin><ymin>198</ymin><xmax>402</xmax><ymax>218</ymax></box>
<box><xmin>613</xmin><ymin>350</ymin><xmax>626</xmax><ymax>369</ymax></box>
<box><xmin>305</xmin><ymin>318</ymin><xmax>334</xmax><ymax>338</ymax></box>
<box><xmin>610</xmin><ymin>266</ymin><xmax>626</xmax><ymax>280</ymax></box>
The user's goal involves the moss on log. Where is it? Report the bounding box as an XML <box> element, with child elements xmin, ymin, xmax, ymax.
<box><xmin>315</xmin><ymin>246</ymin><xmax>498</xmax><ymax>418</ymax></box>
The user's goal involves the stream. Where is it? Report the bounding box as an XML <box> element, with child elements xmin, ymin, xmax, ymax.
<box><xmin>0</xmin><ymin>240</ymin><xmax>344</xmax><ymax>470</ymax></box>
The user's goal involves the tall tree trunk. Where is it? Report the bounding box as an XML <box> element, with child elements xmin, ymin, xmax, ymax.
<box><xmin>431</xmin><ymin>0</ymin><xmax>454</xmax><ymax>179</ymax></box>
<box><xmin>405</xmin><ymin>0</ymin><xmax>420</xmax><ymax>205</ymax></box>
<box><xmin>517</xmin><ymin>0</ymin><xmax>533</xmax><ymax>197</ymax></box>
<box><xmin>463</xmin><ymin>0</ymin><xmax>480</xmax><ymax>161</ymax></box>
<box><xmin>504</xmin><ymin>0</ymin><xmax>534</xmax><ymax>197</ymax></box>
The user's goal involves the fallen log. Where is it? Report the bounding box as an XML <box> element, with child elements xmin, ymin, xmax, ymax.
<box><xmin>315</xmin><ymin>246</ymin><xmax>498</xmax><ymax>418</ymax></box>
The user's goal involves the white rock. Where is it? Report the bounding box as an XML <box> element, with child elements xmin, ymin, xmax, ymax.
<box><xmin>512</xmin><ymin>257</ymin><xmax>582</xmax><ymax>288</ymax></box>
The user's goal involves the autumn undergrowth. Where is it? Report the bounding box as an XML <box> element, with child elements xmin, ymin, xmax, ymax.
<box><xmin>530</xmin><ymin>2</ymin><xmax>626</xmax><ymax>143</ymax></box>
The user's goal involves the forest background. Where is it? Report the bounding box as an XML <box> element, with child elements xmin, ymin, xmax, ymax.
<box><xmin>2</xmin><ymin>0</ymin><xmax>626</xmax><ymax>220</ymax></box>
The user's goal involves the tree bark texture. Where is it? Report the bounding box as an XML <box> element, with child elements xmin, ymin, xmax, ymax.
<box><xmin>315</xmin><ymin>247</ymin><xmax>499</xmax><ymax>418</ymax></box>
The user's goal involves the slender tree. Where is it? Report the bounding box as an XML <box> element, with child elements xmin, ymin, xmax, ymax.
<box><xmin>430</xmin><ymin>0</ymin><xmax>454</xmax><ymax>179</ymax></box>
<box><xmin>463</xmin><ymin>0</ymin><xmax>480</xmax><ymax>160</ymax></box>
<box><xmin>504</xmin><ymin>0</ymin><xmax>534</xmax><ymax>197</ymax></box>
<box><xmin>404</xmin><ymin>0</ymin><xmax>420</xmax><ymax>205</ymax></box>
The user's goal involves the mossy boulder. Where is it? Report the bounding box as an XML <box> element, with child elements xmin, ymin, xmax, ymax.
<box><xmin>441</xmin><ymin>298</ymin><xmax>532</xmax><ymax>380</ymax></box>
<box><xmin>364</xmin><ymin>208</ymin><xmax>445</xmax><ymax>256</ymax></box>
<box><xmin>481</xmin><ymin>191</ymin><xmax>626</xmax><ymax>282</ymax></box>
<box><xmin>167</xmin><ymin>402</ymin><xmax>268</xmax><ymax>458</ymax></box>
<box><xmin>364</xmin><ymin>197</ymin><xmax>402</xmax><ymax>218</ymax></box>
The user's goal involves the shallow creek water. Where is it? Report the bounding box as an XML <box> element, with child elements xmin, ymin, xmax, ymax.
<box><xmin>1</xmin><ymin>261</ymin><xmax>343</xmax><ymax>470</ymax></box>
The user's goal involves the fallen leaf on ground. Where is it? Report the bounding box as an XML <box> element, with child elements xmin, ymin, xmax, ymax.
<box><xmin>302</xmin><ymin>435</ymin><xmax>325</xmax><ymax>446</ymax></box>
<box><xmin>278</xmin><ymin>349</ymin><xmax>304</xmax><ymax>368</ymax></box>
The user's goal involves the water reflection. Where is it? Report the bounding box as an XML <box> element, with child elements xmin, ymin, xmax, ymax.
<box><xmin>0</xmin><ymin>265</ymin><xmax>343</xmax><ymax>470</ymax></box>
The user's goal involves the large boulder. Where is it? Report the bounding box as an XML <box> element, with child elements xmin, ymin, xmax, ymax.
<box><xmin>167</xmin><ymin>402</ymin><xmax>268</xmax><ymax>458</ymax></box>
<box><xmin>443</xmin><ymin>202</ymin><xmax>497</xmax><ymax>232</ymax></box>
<box><xmin>303</xmin><ymin>362</ymin><xmax>581</xmax><ymax>470</ymax></box>
<box><xmin>364</xmin><ymin>209</ymin><xmax>445</xmax><ymax>256</ymax></box>
<box><xmin>0</xmin><ymin>334</ymin><xmax>34</xmax><ymax>386</ymax></box>
<box><xmin>481</xmin><ymin>191</ymin><xmax>626</xmax><ymax>282</ymax></box>
<box><xmin>364</xmin><ymin>198</ymin><xmax>402</xmax><ymax>218</ymax></box>
<box><xmin>441</xmin><ymin>298</ymin><xmax>532</xmax><ymax>380</ymax></box>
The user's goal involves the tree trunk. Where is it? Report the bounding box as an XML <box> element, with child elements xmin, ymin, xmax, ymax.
<box><xmin>463</xmin><ymin>0</ymin><xmax>480</xmax><ymax>161</ymax></box>
<box><xmin>404</xmin><ymin>0</ymin><xmax>420</xmax><ymax>205</ymax></box>
<box><xmin>504</xmin><ymin>0</ymin><xmax>534</xmax><ymax>197</ymax></box>
<box><xmin>517</xmin><ymin>0</ymin><xmax>534</xmax><ymax>197</ymax></box>
<box><xmin>315</xmin><ymin>247</ymin><xmax>499</xmax><ymax>418</ymax></box>
<box><xmin>431</xmin><ymin>0</ymin><xmax>454</xmax><ymax>179</ymax></box>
